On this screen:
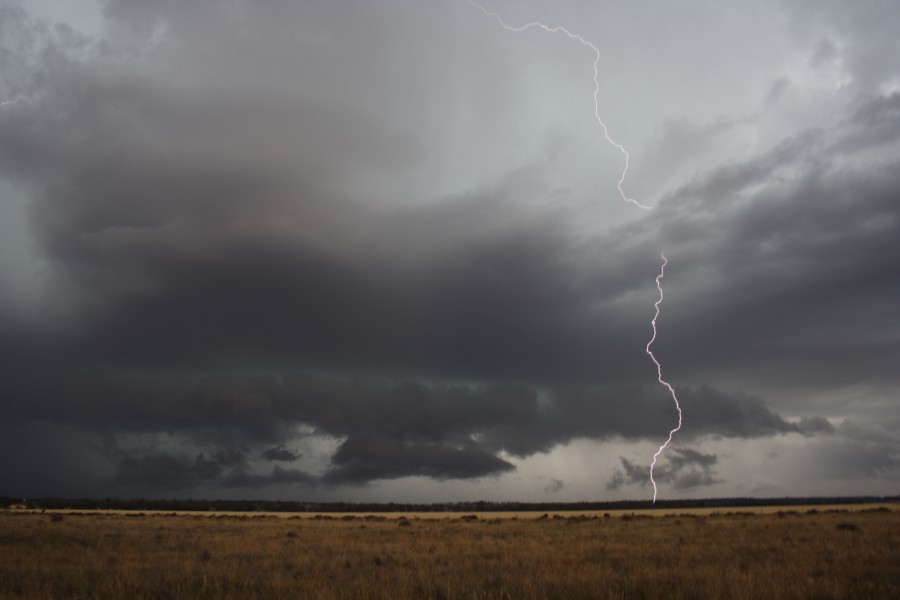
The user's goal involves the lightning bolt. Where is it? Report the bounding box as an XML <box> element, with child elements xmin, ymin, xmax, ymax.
<box><xmin>461</xmin><ymin>0</ymin><xmax>651</xmax><ymax>211</ymax></box>
<box><xmin>461</xmin><ymin>0</ymin><xmax>683</xmax><ymax>502</ymax></box>
<box><xmin>645</xmin><ymin>252</ymin><xmax>682</xmax><ymax>503</ymax></box>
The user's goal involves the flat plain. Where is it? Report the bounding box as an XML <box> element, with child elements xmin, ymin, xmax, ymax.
<box><xmin>1</xmin><ymin>505</ymin><xmax>898</xmax><ymax>599</ymax></box>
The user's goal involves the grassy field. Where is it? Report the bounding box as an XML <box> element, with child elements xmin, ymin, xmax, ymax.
<box><xmin>1</xmin><ymin>506</ymin><xmax>898</xmax><ymax>599</ymax></box>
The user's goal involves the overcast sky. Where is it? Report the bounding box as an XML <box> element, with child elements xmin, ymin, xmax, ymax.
<box><xmin>1</xmin><ymin>0</ymin><xmax>898</xmax><ymax>503</ymax></box>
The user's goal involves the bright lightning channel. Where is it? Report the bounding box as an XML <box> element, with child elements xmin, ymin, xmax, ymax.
<box><xmin>645</xmin><ymin>253</ymin><xmax>682</xmax><ymax>503</ymax></box>
<box><xmin>462</xmin><ymin>0</ymin><xmax>683</xmax><ymax>502</ymax></box>
<box><xmin>461</xmin><ymin>0</ymin><xmax>651</xmax><ymax>211</ymax></box>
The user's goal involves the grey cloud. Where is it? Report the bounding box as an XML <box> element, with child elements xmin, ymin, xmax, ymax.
<box><xmin>0</xmin><ymin>0</ymin><xmax>662</xmax><ymax>386</ymax></box>
<box><xmin>260</xmin><ymin>445</ymin><xmax>301</xmax><ymax>462</ymax></box>
<box><xmin>785</xmin><ymin>0</ymin><xmax>900</xmax><ymax>94</ymax></box>
<box><xmin>110</xmin><ymin>448</ymin><xmax>317</xmax><ymax>492</ymax></box>
<box><xmin>832</xmin><ymin>93</ymin><xmax>900</xmax><ymax>153</ymax></box>
<box><xmin>605</xmin><ymin>471</ymin><xmax>625</xmax><ymax>492</ymax></box>
<box><xmin>0</xmin><ymin>76</ymin><xmax>647</xmax><ymax>384</ymax></box>
<box><xmin>113</xmin><ymin>452</ymin><xmax>224</xmax><ymax>490</ymax></box>
<box><xmin>806</xmin><ymin>439</ymin><xmax>900</xmax><ymax>481</ymax></box>
<box><xmin>543</xmin><ymin>478</ymin><xmax>564</xmax><ymax>494</ymax></box>
<box><xmin>606</xmin><ymin>457</ymin><xmax>648</xmax><ymax>491</ymax></box>
<box><xmin>632</xmin><ymin>105</ymin><xmax>900</xmax><ymax>391</ymax></box>
<box><xmin>104</xmin><ymin>436</ymin><xmax>250</xmax><ymax>490</ymax></box>
<box><xmin>676</xmin><ymin>386</ymin><xmax>800</xmax><ymax>439</ymax></box>
<box><xmin>835</xmin><ymin>419</ymin><xmax>900</xmax><ymax>445</ymax></box>
<box><xmin>0</xmin><ymin>0</ymin><xmax>897</xmax><ymax>499</ymax></box>
<box><xmin>324</xmin><ymin>434</ymin><xmax>515</xmax><ymax>484</ymax></box>
<box><xmin>671</xmin><ymin>470</ymin><xmax>721</xmax><ymax>491</ymax></box>
<box><xmin>275</xmin><ymin>376</ymin><xmax>806</xmax><ymax>460</ymax></box>
<box><xmin>5</xmin><ymin>0</ymin><xmax>894</xmax><ymax>397</ymax></box>
<box><xmin>808</xmin><ymin>38</ymin><xmax>838</xmax><ymax>70</ymax></box>
<box><xmin>796</xmin><ymin>417</ymin><xmax>835</xmax><ymax>436</ymax></box>
<box><xmin>0</xmin><ymin>360</ymin><xmax>819</xmax><ymax>494</ymax></box>
<box><xmin>478</xmin><ymin>383</ymin><xmax>801</xmax><ymax>458</ymax></box>
<box><xmin>606</xmin><ymin>448</ymin><xmax>722</xmax><ymax>491</ymax></box>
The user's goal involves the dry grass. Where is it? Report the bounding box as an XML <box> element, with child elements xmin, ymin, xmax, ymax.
<box><xmin>1</xmin><ymin>507</ymin><xmax>898</xmax><ymax>599</ymax></box>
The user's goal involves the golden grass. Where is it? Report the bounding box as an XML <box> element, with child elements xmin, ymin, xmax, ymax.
<box><xmin>1</xmin><ymin>507</ymin><xmax>898</xmax><ymax>599</ymax></box>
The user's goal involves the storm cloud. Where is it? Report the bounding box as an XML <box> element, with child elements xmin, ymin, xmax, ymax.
<box><xmin>0</xmin><ymin>0</ymin><xmax>897</xmax><ymax>500</ymax></box>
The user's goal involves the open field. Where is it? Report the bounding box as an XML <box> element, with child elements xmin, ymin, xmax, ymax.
<box><xmin>1</xmin><ymin>507</ymin><xmax>899</xmax><ymax>599</ymax></box>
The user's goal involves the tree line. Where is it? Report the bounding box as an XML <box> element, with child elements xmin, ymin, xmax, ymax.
<box><xmin>1</xmin><ymin>495</ymin><xmax>897</xmax><ymax>513</ymax></box>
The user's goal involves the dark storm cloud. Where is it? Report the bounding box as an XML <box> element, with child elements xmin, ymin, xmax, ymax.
<box><xmin>113</xmin><ymin>452</ymin><xmax>224</xmax><ymax>490</ymax></box>
<box><xmin>635</xmin><ymin>101</ymin><xmax>900</xmax><ymax>389</ymax></box>
<box><xmin>0</xmin><ymin>358</ymin><xmax>815</xmax><ymax>493</ymax></box>
<box><xmin>106</xmin><ymin>438</ymin><xmax>252</xmax><ymax>490</ymax></box>
<box><xmin>324</xmin><ymin>434</ymin><xmax>515</xmax><ymax>484</ymax></box>
<box><xmin>796</xmin><ymin>417</ymin><xmax>835</xmax><ymax>437</ymax></box>
<box><xmin>272</xmin><ymin>375</ymin><xmax>801</xmax><ymax>458</ymax></box>
<box><xmin>4</xmin><ymin>0</ymin><xmax>893</xmax><ymax>392</ymax></box>
<box><xmin>113</xmin><ymin>449</ymin><xmax>318</xmax><ymax>492</ymax></box>
<box><xmin>260</xmin><ymin>445</ymin><xmax>301</xmax><ymax>462</ymax></box>
<box><xmin>0</xmin><ymin>30</ymin><xmax>643</xmax><ymax>384</ymax></box>
<box><xmin>0</xmin><ymin>0</ymin><xmax>897</xmax><ymax>498</ymax></box>
<box><xmin>475</xmin><ymin>383</ymin><xmax>800</xmax><ymax>457</ymax></box>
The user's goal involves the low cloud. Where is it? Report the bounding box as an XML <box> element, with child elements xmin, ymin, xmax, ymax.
<box><xmin>607</xmin><ymin>448</ymin><xmax>722</xmax><ymax>491</ymax></box>
<box><xmin>796</xmin><ymin>417</ymin><xmax>835</xmax><ymax>436</ymax></box>
<box><xmin>323</xmin><ymin>434</ymin><xmax>515</xmax><ymax>484</ymax></box>
<box><xmin>0</xmin><ymin>368</ymin><xmax>826</xmax><ymax>494</ymax></box>
<box><xmin>114</xmin><ymin>452</ymin><xmax>225</xmax><ymax>491</ymax></box>
<box><xmin>260</xmin><ymin>445</ymin><xmax>302</xmax><ymax>462</ymax></box>
<box><xmin>543</xmin><ymin>478</ymin><xmax>564</xmax><ymax>494</ymax></box>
